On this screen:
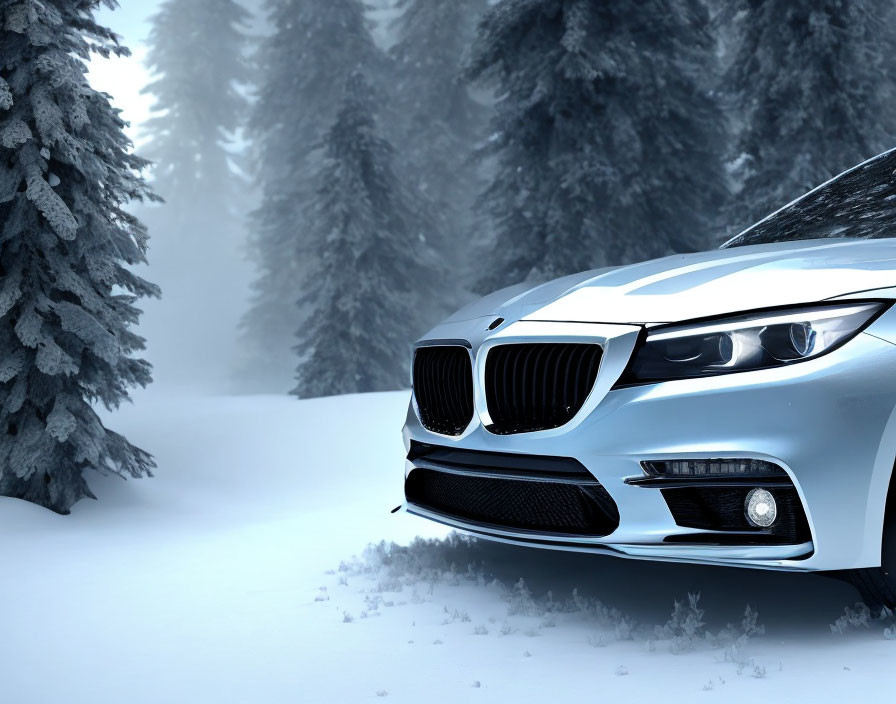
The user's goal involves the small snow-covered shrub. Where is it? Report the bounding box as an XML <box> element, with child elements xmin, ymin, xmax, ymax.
<box><xmin>717</xmin><ymin>605</ymin><xmax>766</xmax><ymax>667</ymax></box>
<box><xmin>587</xmin><ymin>634</ymin><xmax>607</xmax><ymax>648</ymax></box>
<box><xmin>506</xmin><ymin>578</ymin><xmax>540</xmax><ymax>616</ymax></box>
<box><xmin>881</xmin><ymin>608</ymin><xmax>896</xmax><ymax>639</ymax></box>
<box><xmin>656</xmin><ymin>593</ymin><xmax>706</xmax><ymax>653</ymax></box>
<box><xmin>565</xmin><ymin>588</ymin><xmax>635</xmax><ymax>637</ymax></box>
<box><xmin>613</xmin><ymin>614</ymin><xmax>635</xmax><ymax>642</ymax></box>
<box><xmin>441</xmin><ymin>608</ymin><xmax>471</xmax><ymax>625</ymax></box>
<box><xmin>741</xmin><ymin>604</ymin><xmax>764</xmax><ymax>638</ymax></box>
<box><xmin>830</xmin><ymin>603</ymin><xmax>871</xmax><ymax>634</ymax></box>
<box><xmin>340</xmin><ymin>536</ymin><xmax>488</xmax><ymax>593</ymax></box>
<box><xmin>364</xmin><ymin>595</ymin><xmax>384</xmax><ymax>612</ymax></box>
<box><xmin>499</xmin><ymin>622</ymin><xmax>515</xmax><ymax>636</ymax></box>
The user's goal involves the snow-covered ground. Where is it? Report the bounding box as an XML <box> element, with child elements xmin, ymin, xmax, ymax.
<box><xmin>0</xmin><ymin>390</ymin><xmax>894</xmax><ymax>702</ymax></box>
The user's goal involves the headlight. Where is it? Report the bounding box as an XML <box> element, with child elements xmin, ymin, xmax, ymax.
<box><xmin>616</xmin><ymin>302</ymin><xmax>886</xmax><ymax>385</ymax></box>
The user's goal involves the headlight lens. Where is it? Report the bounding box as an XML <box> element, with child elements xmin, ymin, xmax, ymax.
<box><xmin>617</xmin><ymin>302</ymin><xmax>886</xmax><ymax>385</ymax></box>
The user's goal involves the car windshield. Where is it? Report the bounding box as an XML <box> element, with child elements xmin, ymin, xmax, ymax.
<box><xmin>722</xmin><ymin>148</ymin><xmax>896</xmax><ymax>248</ymax></box>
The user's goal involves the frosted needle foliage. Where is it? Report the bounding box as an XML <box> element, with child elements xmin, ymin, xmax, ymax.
<box><xmin>0</xmin><ymin>0</ymin><xmax>158</xmax><ymax>513</ymax></box>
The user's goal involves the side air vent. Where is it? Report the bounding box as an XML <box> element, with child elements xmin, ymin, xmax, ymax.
<box><xmin>412</xmin><ymin>346</ymin><xmax>474</xmax><ymax>436</ymax></box>
<box><xmin>484</xmin><ymin>343</ymin><xmax>602</xmax><ymax>434</ymax></box>
<box><xmin>661</xmin><ymin>486</ymin><xmax>811</xmax><ymax>545</ymax></box>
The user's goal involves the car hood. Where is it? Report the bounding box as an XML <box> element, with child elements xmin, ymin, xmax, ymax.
<box><xmin>443</xmin><ymin>238</ymin><xmax>896</xmax><ymax>328</ymax></box>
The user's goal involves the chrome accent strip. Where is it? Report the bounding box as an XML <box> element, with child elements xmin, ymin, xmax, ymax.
<box><xmin>624</xmin><ymin>476</ymin><xmax>793</xmax><ymax>489</ymax></box>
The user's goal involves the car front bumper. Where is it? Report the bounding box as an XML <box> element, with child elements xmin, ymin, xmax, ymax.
<box><xmin>401</xmin><ymin>315</ymin><xmax>896</xmax><ymax>572</ymax></box>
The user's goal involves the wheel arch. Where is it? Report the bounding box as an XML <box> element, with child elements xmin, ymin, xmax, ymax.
<box><xmin>869</xmin><ymin>399</ymin><xmax>896</xmax><ymax>566</ymax></box>
<box><xmin>886</xmin><ymin>459</ymin><xmax>896</xmax><ymax>530</ymax></box>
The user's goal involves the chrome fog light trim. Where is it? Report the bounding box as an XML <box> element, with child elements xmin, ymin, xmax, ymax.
<box><xmin>745</xmin><ymin>488</ymin><xmax>778</xmax><ymax>528</ymax></box>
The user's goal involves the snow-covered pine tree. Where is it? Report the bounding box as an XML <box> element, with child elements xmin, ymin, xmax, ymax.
<box><xmin>241</xmin><ymin>0</ymin><xmax>273</xmax><ymax>37</ymax></box>
<box><xmin>143</xmin><ymin>0</ymin><xmax>249</xmax><ymax>208</ymax></box>
<box><xmin>140</xmin><ymin>0</ymin><xmax>251</xmax><ymax>391</ymax></box>
<box><xmin>468</xmin><ymin>0</ymin><xmax>728</xmax><ymax>292</ymax></box>
<box><xmin>389</xmin><ymin>0</ymin><xmax>489</xmax><ymax>280</ymax></box>
<box><xmin>0</xmin><ymin>0</ymin><xmax>158</xmax><ymax>513</ymax></box>
<box><xmin>243</xmin><ymin>0</ymin><xmax>388</xmax><ymax>391</ymax></box>
<box><xmin>722</xmin><ymin>1</ymin><xmax>896</xmax><ymax>235</ymax></box>
<box><xmin>293</xmin><ymin>72</ymin><xmax>437</xmax><ymax>397</ymax></box>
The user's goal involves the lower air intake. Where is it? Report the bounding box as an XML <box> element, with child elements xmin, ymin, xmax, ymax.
<box><xmin>405</xmin><ymin>468</ymin><xmax>619</xmax><ymax>537</ymax></box>
<box><xmin>662</xmin><ymin>486</ymin><xmax>811</xmax><ymax>545</ymax></box>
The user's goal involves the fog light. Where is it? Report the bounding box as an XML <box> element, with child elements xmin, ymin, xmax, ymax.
<box><xmin>745</xmin><ymin>488</ymin><xmax>777</xmax><ymax>528</ymax></box>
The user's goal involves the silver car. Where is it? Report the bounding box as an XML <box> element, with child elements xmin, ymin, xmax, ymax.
<box><xmin>401</xmin><ymin>149</ymin><xmax>896</xmax><ymax>608</ymax></box>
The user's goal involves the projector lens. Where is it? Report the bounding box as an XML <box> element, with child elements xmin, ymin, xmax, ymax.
<box><xmin>619</xmin><ymin>302</ymin><xmax>884</xmax><ymax>384</ymax></box>
<box><xmin>745</xmin><ymin>488</ymin><xmax>777</xmax><ymax>528</ymax></box>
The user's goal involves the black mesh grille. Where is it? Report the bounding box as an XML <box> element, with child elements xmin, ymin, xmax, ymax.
<box><xmin>405</xmin><ymin>468</ymin><xmax>619</xmax><ymax>537</ymax></box>
<box><xmin>413</xmin><ymin>346</ymin><xmax>474</xmax><ymax>435</ymax></box>
<box><xmin>484</xmin><ymin>343</ymin><xmax>602</xmax><ymax>434</ymax></box>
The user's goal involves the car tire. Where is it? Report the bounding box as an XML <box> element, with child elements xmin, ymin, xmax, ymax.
<box><xmin>848</xmin><ymin>518</ymin><xmax>896</xmax><ymax>611</ymax></box>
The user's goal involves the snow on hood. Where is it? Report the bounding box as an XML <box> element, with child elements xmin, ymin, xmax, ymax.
<box><xmin>444</xmin><ymin>238</ymin><xmax>896</xmax><ymax>328</ymax></box>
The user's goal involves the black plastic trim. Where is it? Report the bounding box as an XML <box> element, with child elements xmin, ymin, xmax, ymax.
<box><xmin>626</xmin><ymin>476</ymin><xmax>794</xmax><ymax>489</ymax></box>
<box><xmin>663</xmin><ymin>533</ymin><xmax>814</xmax><ymax>553</ymax></box>
<box><xmin>405</xmin><ymin>505</ymin><xmax>627</xmax><ymax>551</ymax></box>
<box><xmin>415</xmin><ymin>338</ymin><xmax>472</xmax><ymax>349</ymax></box>
<box><xmin>406</xmin><ymin>506</ymin><xmax>814</xmax><ymax>559</ymax></box>
<box><xmin>407</xmin><ymin>441</ymin><xmax>595</xmax><ymax>481</ymax></box>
